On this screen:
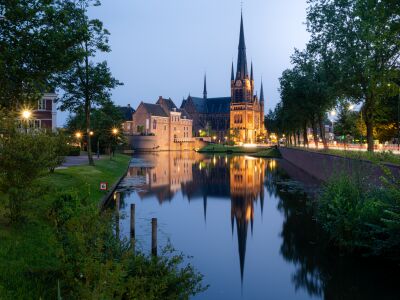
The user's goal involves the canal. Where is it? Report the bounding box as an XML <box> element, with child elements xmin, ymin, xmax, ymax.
<box><xmin>112</xmin><ymin>152</ymin><xmax>400</xmax><ymax>300</ymax></box>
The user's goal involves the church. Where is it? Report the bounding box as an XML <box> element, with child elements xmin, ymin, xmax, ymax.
<box><xmin>180</xmin><ymin>13</ymin><xmax>266</xmax><ymax>144</ymax></box>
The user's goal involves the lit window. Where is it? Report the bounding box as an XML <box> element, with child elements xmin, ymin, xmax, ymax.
<box><xmin>38</xmin><ymin>99</ymin><xmax>46</xmax><ymax>110</ymax></box>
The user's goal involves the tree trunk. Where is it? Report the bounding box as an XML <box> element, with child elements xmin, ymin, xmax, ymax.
<box><xmin>318</xmin><ymin>115</ymin><xmax>328</xmax><ymax>149</ymax></box>
<box><xmin>303</xmin><ymin>123</ymin><xmax>309</xmax><ymax>147</ymax></box>
<box><xmin>84</xmin><ymin>47</ymin><xmax>94</xmax><ymax>166</ymax></box>
<box><xmin>293</xmin><ymin>132</ymin><xmax>297</xmax><ymax>146</ymax></box>
<box><xmin>364</xmin><ymin>96</ymin><xmax>375</xmax><ymax>152</ymax></box>
<box><xmin>311</xmin><ymin>119</ymin><xmax>319</xmax><ymax>148</ymax></box>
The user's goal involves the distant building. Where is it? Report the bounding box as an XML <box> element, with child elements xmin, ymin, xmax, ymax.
<box><xmin>119</xmin><ymin>104</ymin><xmax>135</xmax><ymax>134</ymax></box>
<box><xmin>20</xmin><ymin>92</ymin><xmax>57</xmax><ymax>131</ymax></box>
<box><xmin>130</xmin><ymin>96</ymin><xmax>193</xmax><ymax>151</ymax></box>
<box><xmin>181</xmin><ymin>13</ymin><xmax>266</xmax><ymax>143</ymax></box>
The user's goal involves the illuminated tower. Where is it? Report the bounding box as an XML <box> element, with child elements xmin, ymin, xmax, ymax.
<box><xmin>230</xmin><ymin>13</ymin><xmax>265</xmax><ymax>143</ymax></box>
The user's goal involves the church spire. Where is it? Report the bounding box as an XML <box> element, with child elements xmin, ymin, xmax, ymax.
<box><xmin>260</xmin><ymin>79</ymin><xmax>264</xmax><ymax>102</ymax></box>
<box><xmin>250</xmin><ymin>62</ymin><xmax>254</xmax><ymax>81</ymax></box>
<box><xmin>231</xmin><ymin>61</ymin><xmax>235</xmax><ymax>81</ymax></box>
<box><xmin>236</xmin><ymin>12</ymin><xmax>248</xmax><ymax>80</ymax></box>
<box><xmin>203</xmin><ymin>73</ymin><xmax>207</xmax><ymax>99</ymax></box>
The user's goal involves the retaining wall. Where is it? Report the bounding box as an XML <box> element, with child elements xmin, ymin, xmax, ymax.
<box><xmin>279</xmin><ymin>147</ymin><xmax>400</xmax><ymax>185</ymax></box>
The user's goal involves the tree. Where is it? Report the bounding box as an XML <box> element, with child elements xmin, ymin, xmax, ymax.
<box><xmin>307</xmin><ymin>0</ymin><xmax>400</xmax><ymax>151</ymax></box>
<box><xmin>66</xmin><ymin>101</ymin><xmax>124</xmax><ymax>156</ymax></box>
<box><xmin>57</xmin><ymin>0</ymin><xmax>122</xmax><ymax>165</ymax></box>
<box><xmin>0</xmin><ymin>130</ymin><xmax>53</xmax><ymax>222</ymax></box>
<box><xmin>0</xmin><ymin>0</ymin><xmax>85</xmax><ymax>109</ymax></box>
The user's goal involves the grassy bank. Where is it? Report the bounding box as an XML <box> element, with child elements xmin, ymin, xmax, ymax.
<box><xmin>41</xmin><ymin>154</ymin><xmax>131</xmax><ymax>204</ymax></box>
<box><xmin>290</xmin><ymin>146</ymin><xmax>400</xmax><ymax>165</ymax></box>
<box><xmin>0</xmin><ymin>154</ymin><xmax>205</xmax><ymax>298</ymax></box>
<box><xmin>199</xmin><ymin>144</ymin><xmax>281</xmax><ymax>158</ymax></box>
<box><xmin>250</xmin><ymin>147</ymin><xmax>282</xmax><ymax>158</ymax></box>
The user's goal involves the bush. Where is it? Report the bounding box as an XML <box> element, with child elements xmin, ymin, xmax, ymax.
<box><xmin>67</xmin><ymin>145</ymin><xmax>81</xmax><ymax>156</ymax></box>
<box><xmin>317</xmin><ymin>173</ymin><xmax>400</xmax><ymax>259</ymax></box>
<box><xmin>47</xmin><ymin>192</ymin><xmax>207</xmax><ymax>299</ymax></box>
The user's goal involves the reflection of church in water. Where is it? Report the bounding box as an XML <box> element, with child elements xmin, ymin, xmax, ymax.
<box><xmin>126</xmin><ymin>153</ymin><xmax>272</xmax><ymax>280</ymax></box>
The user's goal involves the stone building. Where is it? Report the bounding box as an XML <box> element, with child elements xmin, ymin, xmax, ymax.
<box><xmin>130</xmin><ymin>97</ymin><xmax>193</xmax><ymax>151</ymax></box>
<box><xmin>181</xmin><ymin>13</ymin><xmax>266</xmax><ymax>143</ymax></box>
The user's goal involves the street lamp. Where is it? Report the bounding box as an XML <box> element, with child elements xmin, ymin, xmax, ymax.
<box><xmin>75</xmin><ymin>131</ymin><xmax>82</xmax><ymax>150</ymax></box>
<box><xmin>21</xmin><ymin>110</ymin><xmax>32</xmax><ymax>133</ymax></box>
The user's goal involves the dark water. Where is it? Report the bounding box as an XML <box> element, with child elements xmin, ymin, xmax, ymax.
<box><xmin>113</xmin><ymin>152</ymin><xmax>400</xmax><ymax>300</ymax></box>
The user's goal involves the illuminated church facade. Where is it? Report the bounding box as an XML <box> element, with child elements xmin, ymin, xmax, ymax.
<box><xmin>181</xmin><ymin>13</ymin><xmax>266</xmax><ymax>143</ymax></box>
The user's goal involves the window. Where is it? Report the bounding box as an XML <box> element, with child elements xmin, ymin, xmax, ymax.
<box><xmin>153</xmin><ymin>119</ymin><xmax>157</xmax><ymax>129</ymax></box>
<box><xmin>164</xmin><ymin>125</ymin><xmax>167</xmax><ymax>131</ymax></box>
<box><xmin>38</xmin><ymin>99</ymin><xmax>46</xmax><ymax>110</ymax></box>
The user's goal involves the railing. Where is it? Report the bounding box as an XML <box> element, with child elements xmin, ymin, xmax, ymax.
<box><xmin>173</xmin><ymin>137</ymin><xmax>195</xmax><ymax>143</ymax></box>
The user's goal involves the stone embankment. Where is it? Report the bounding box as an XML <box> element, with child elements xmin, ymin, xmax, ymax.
<box><xmin>279</xmin><ymin>147</ymin><xmax>400</xmax><ymax>185</ymax></box>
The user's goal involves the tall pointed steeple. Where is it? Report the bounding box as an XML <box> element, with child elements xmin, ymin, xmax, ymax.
<box><xmin>250</xmin><ymin>62</ymin><xmax>254</xmax><ymax>81</ymax></box>
<box><xmin>236</xmin><ymin>12</ymin><xmax>248</xmax><ymax>80</ymax></box>
<box><xmin>203</xmin><ymin>73</ymin><xmax>207</xmax><ymax>99</ymax></box>
<box><xmin>231</xmin><ymin>62</ymin><xmax>235</xmax><ymax>81</ymax></box>
<box><xmin>260</xmin><ymin>79</ymin><xmax>264</xmax><ymax>102</ymax></box>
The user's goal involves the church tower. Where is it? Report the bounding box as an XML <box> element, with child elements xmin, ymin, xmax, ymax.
<box><xmin>230</xmin><ymin>13</ymin><xmax>264</xmax><ymax>143</ymax></box>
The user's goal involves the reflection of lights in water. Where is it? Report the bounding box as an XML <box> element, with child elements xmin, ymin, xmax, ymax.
<box><xmin>213</xmin><ymin>156</ymin><xmax>217</xmax><ymax>165</ymax></box>
<box><xmin>199</xmin><ymin>163</ymin><xmax>202</xmax><ymax>171</ymax></box>
<box><xmin>225</xmin><ymin>156</ymin><xmax>228</xmax><ymax>164</ymax></box>
<box><xmin>244</xmin><ymin>155</ymin><xmax>257</xmax><ymax>160</ymax></box>
<box><xmin>243</xmin><ymin>143</ymin><xmax>257</xmax><ymax>148</ymax></box>
<box><xmin>269</xmin><ymin>160</ymin><xmax>277</xmax><ymax>170</ymax></box>
<box><xmin>246</xmin><ymin>205</ymin><xmax>252</xmax><ymax>221</ymax></box>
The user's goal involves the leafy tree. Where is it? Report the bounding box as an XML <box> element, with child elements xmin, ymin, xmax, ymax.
<box><xmin>66</xmin><ymin>101</ymin><xmax>124</xmax><ymax>155</ymax></box>
<box><xmin>307</xmin><ymin>0</ymin><xmax>400</xmax><ymax>151</ymax></box>
<box><xmin>0</xmin><ymin>0</ymin><xmax>84</xmax><ymax>109</ymax></box>
<box><xmin>0</xmin><ymin>131</ymin><xmax>52</xmax><ymax>222</ymax></box>
<box><xmin>57</xmin><ymin>0</ymin><xmax>122</xmax><ymax>165</ymax></box>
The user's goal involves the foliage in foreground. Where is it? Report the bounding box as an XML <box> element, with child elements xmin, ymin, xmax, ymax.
<box><xmin>0</xmin><ymin>191</ymin><xmax>206</xmax><ymax>299</ymax></box>
<box><xmin>317</xmin><ymin>172</ymin><xmax>400</xmax><ymax>259</ymax></box>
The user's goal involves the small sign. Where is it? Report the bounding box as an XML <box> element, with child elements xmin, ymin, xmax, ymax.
<box><xmin>100</xmin><ymin>182</ymin><xmax>108</xmax><ymax>191</ymax></box>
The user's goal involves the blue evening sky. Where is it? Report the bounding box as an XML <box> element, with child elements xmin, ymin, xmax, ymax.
<box><xmin>58</xmin><ymin>0</ymin><xmax>310</xmax><ymax>126</ymax></box>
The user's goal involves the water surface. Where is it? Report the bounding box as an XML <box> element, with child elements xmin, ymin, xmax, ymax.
<box><xmin>113</xmin><ymin>152</ymin><xmax>399</xmax><ymax>300</ymax></box>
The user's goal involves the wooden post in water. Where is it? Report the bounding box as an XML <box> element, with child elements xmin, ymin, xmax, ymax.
<box><xmin>130</xmin><ymin>204</ymin><xmax>135</xmax><ymax>252</ymax></box>
<box><xmin>151</xmin><ymin>218</ymin><xmax>157</xmax><ymax>256</ymax></box>
<box><xmin>115</xmin><ymin>192</ymin><xmax>120</xmax><ymax>239</ymax></box>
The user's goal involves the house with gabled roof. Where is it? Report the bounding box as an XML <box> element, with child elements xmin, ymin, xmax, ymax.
<box><xmin>130</xmin><ymin>96</ymin><xmax>193</xmax><ymax>151</ymax></box>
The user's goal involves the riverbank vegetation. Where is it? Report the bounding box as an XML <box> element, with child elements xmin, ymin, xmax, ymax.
<box><xmin>0</xmin><ymin>151</ymin><xmax>205</xmax><ymax>298</ymax></box>
<box><xmin>198</xmin><ymin>144</ymin><xmax>281</xmax><ymax>158</ymax></box>
<box><xmin>317</xmin><ymin>172</ymin><xmax>400</xmax><ymax>260</ymax></box>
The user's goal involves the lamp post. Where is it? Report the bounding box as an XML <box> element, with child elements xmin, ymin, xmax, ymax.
<box><xmin>111</xmin><ymin>128</ymin><xmax>118</xmax><ymax>158</ymax></box>
<box><xmin>330</xmin><ymin>110</ymin><xmax>336</xmax><ymax>143</ymax></box>
<box><xmin>21</xmin><ymin>110</ymin><xmax>32</xmax><ymax>133</ymax></box>
<box><xmin>75</xmin><ymin>132</ymin><xmax>82</xmax><ymax>151</ymax></box>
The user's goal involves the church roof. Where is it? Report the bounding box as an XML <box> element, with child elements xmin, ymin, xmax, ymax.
<box><xmin>182</xmin><ymin>96</ymin><xmax>230</xmax><ymax>114</ymax></box>
<box><xmin>206</xmin><ymin>97</ymin><xmax>231</xmax><ymax>114</ymax></box>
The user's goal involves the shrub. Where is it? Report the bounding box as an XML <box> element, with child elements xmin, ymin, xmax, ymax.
<box><xmin>67</xmin><ymin>145</ymin><xmax>81</xmax><ymax>156</ymax></box>
<box><xmin>317</xmin><ymin>173</ymin><xmax>400</xmax><ymax>259</ymax></box>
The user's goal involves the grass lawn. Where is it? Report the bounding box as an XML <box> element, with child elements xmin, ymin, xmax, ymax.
<box><xmin>41</xmin><ymin>154</ymin><xmax>131</xmax><ymax>203</ymax></box>
<box><xmin>294</xmin><ymin>147</ymin><xmax>400</xmax><ymax>166</ymax></box>
<box><xmin>250</xmin><ymin>147</ymin><xmax>282</xmax><ymax>158</ymax></box>
<box><xmin>198</xmin><ymin>144</ymin><xmax>267</xmax><ymax>154</ymax></box>
<box><xmin>0</xmin><ymin>154</ymin><xmax>131</xmax><ymax>298</ymax></box>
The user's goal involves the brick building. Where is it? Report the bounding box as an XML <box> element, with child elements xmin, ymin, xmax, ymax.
<box><xmin>20</xmin><ymin>92</ymin><xmax>57</xmax><ymax>131</ymax></box>
<box><xmin>130</xmin><ymin>97</ymin><xmax>193</xmax><ymax>151</ymax></box>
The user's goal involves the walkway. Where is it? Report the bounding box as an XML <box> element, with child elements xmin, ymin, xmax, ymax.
<box><xmin>60</xmin><ymin>155</ymin><xmax>106</xmax><ymax>168</ymax></box>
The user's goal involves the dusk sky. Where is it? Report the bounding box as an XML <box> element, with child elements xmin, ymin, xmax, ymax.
<box><xmin>59</xmin><ymin>0</ymin><xmax>310</xmax><ymax>125</ymax></box>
